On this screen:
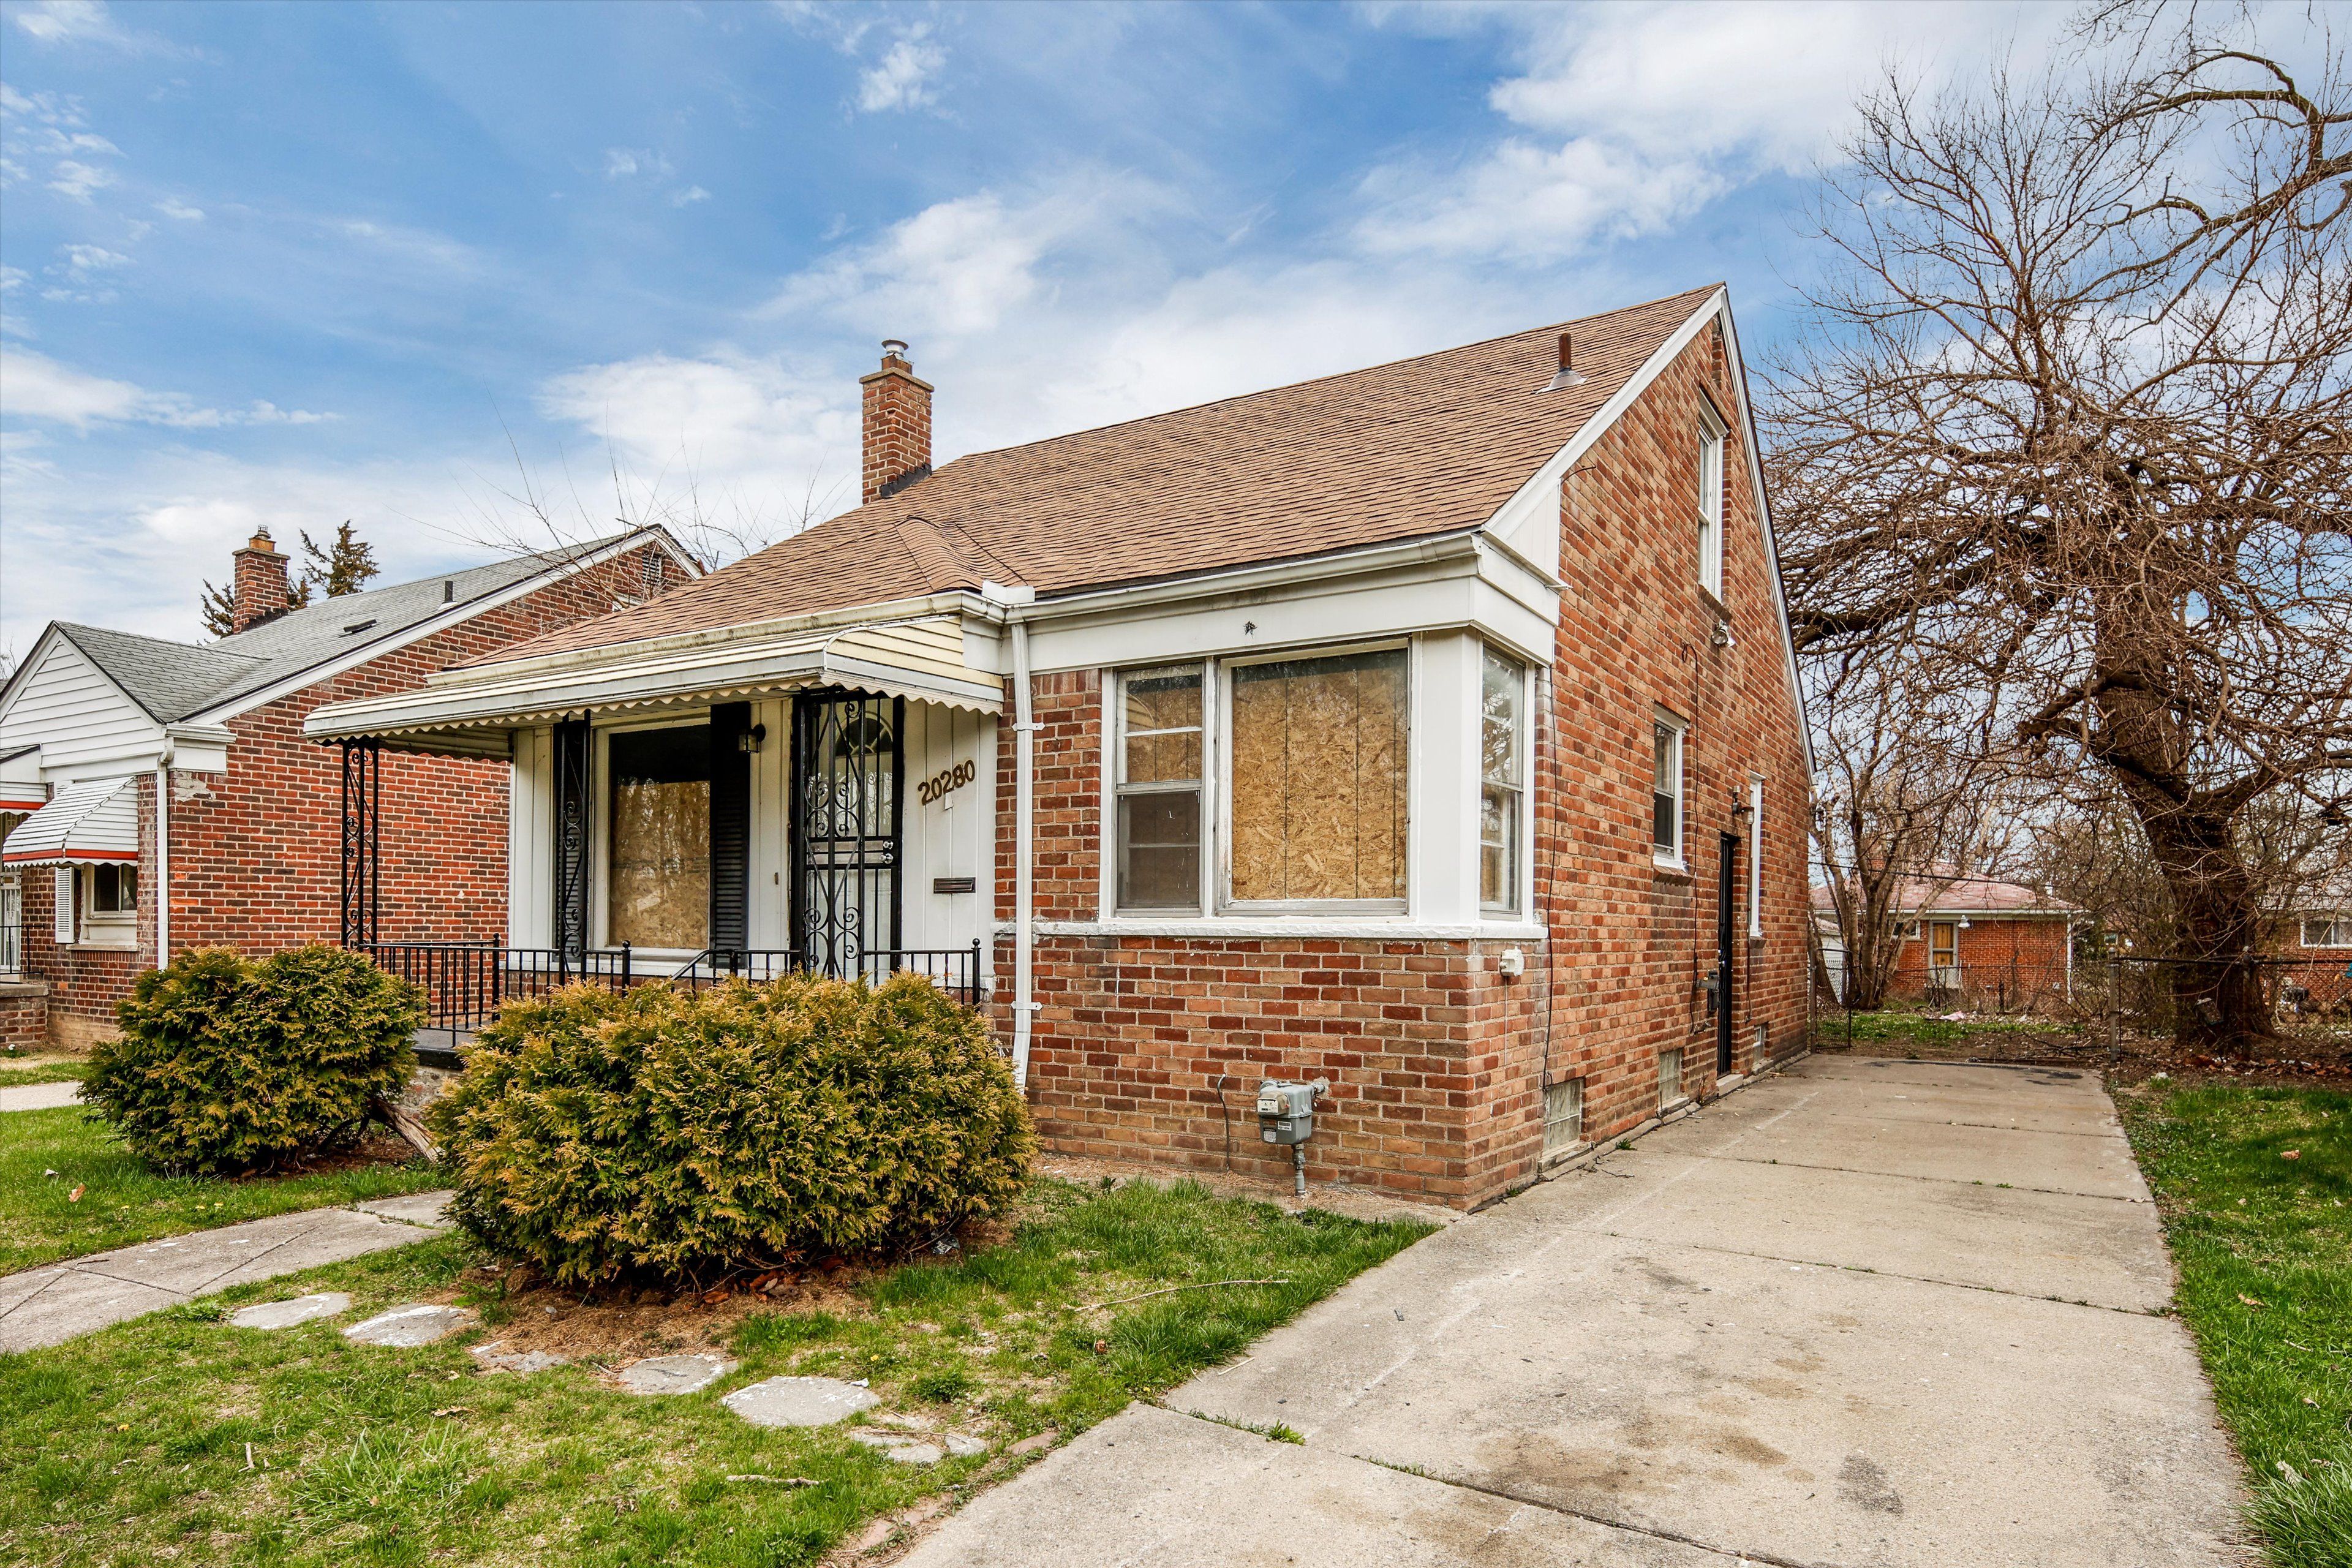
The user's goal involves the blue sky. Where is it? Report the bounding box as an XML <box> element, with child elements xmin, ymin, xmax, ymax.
<box><xmin>0</xmin><ymin>0</ymin><xmax>2082</xmax><ymax>657</ymax></box>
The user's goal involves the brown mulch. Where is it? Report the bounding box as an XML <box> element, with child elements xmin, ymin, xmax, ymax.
<box><xmin>240</xmin><ymin>1131</ymin><xmax>424</xmax><ymax>1180</ymax></box>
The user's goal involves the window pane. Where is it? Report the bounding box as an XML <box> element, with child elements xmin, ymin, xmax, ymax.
<box><xmin>92</xmin><ymin>864</ymin><xmax>119</xmax><ymax>911</ymax></box>
<box><xmin>1119</xmin><ymin>791</ymin><xmax>1200</xmax><ymax>910</ymax></box>
<box><xmin>1480</xmin><ymin>785</ymin><xmax>1518</xmax><ymax>909</ymax></box>
<box><xmin>1229</xmin><ymin>649</ymin><xmax>1408</xmax><ymax>903</ymax></box>
<box><xmin>1481</xmin><ymin>649</ymin><xmax>1520</xmax><ymax>786</ymax></box>
<box><xmin>608</xmin><ymin>725</ymin><xmax>710</xmax><ymax>949</ymax></box>
<box><xmin>116</xmin><ymin>865</ymin><xmax>137</xmax><ymax>911</ymax></box>
<box><xmin>1653</xmin><ymin>723</ymin><xmax>1678</xmax><ymax>851</ymax></box>
<box><xmin>1122</xmin><ymin>666</ymin><xmax>1202</xmax><ymax>785</ymax></box>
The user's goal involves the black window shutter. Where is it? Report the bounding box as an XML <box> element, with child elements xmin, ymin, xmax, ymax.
<box><xmin>552</xmin><ymin>716</ymin><xmax>593</xmax><ymax>962</ymax></box>
<box><xmin>708</xmin><ymin>703</ymin><xmax>751</xmax><ymax>953</ymax></box>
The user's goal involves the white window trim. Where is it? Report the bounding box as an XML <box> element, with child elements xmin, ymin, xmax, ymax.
<box><xmin>1747</xmin><ymin>776</ymin><xmax>1764</xmax><ymax>938</ymax></box>
<box><xmin>1652</xmin><ymin>710</ymin><xmax>1687</xmax><ymax>870</ymax></box>
<box><xmin>79</xmin><ymin>862</ymin><xmax>139</xmax><ymax>948</ymax></box>
<box><xmin>1697</xmin><ymin>402</ymin><xmax>1727</xmax><ymax>600</ymax></box>
<box><xmin>1479</xmin><ymin>645</ymin><xmax>1531</xmax><ymax>917</ymax></box>
<box><xmin>2303</xmin><ymin>915</ymin><xmax>2352</xmax><ymax>949</ymax></box>
<box><xmin>1109</xmin><ymin>663</ymin><xmax>1210</xmax><ymax>916</ymax></box>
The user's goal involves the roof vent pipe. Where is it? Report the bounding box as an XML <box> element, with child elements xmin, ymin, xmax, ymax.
<box><xmin>443</xmin><ymin>579</ymin><xmax>455</xmax><ymax>603</ymax></box>
<box><xmin>1545</xmin><ymin>331</ymin><xmax>1588</xmax><ymax>391</ymax></box>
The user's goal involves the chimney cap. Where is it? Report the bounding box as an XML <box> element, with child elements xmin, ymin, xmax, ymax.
<box><xmin>881</xmin><ymin>337</ymin><xmax>910</xmax><ymax>361</ymax></box>
<box><xmin>244</xmin><ymin>528</ymin><xmax>277</xmax><ymax>552</ymax></box>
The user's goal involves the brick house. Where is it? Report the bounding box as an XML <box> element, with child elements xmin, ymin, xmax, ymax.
<box><xmin>0</xmin><ymin>527</ymin><xmax>693</xmax><ymax>1047</ymax></box>
<box><xmin>1812</xmin><ymin>874</ymin><xmax>2079</xmax><ymax>1012</ymax></box>
<box><xmin>306</xmin><ymin>286</ymin><xmax>1815</xmax><ymax>1208</ymax></box>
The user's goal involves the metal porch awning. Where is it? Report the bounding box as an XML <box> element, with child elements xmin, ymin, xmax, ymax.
<box><xmin>303</xmin><ymin>614</ymin><xmax>1004</xmax><ymax>758</ymax></box>
<box><xmin>1</xmin><ymin>777</ymin><xmax>139</xmax><ymax>865</ymax></box>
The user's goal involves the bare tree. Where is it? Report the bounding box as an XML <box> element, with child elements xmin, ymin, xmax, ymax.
<box><xmin>1769</xmin><ymin>3</ymin><xmax>2351</xmax><ymax>1047</ymax></box>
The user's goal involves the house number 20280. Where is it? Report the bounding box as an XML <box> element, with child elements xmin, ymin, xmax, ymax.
<box><xmin>918</xmin><ymin>759</ymin><xmax>976</xmax><ymax>805</ymax></box>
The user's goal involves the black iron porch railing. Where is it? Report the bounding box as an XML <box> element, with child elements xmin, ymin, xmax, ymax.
<box><xmin>357</xmin><ymin>940</ymin><xmax>985</xmax><ymax>1041</ymax></box>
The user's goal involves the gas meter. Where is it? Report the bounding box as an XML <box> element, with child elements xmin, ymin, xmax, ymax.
<box><xmin>1256</xmin><ymin>1078</ymin><xmax>1329</xmax><ymax>1196</ymax></box>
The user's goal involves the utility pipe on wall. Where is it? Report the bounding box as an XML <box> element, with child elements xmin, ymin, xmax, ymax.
<box><xmin>1010</xmin><ymin>615</ymin><xmax>1036</xmax><ymax>1090</ymax></box>
<box><xmin>153</xmin><ymin>762</ymin><xmax>169</xmax><ymax>968</ymax></box>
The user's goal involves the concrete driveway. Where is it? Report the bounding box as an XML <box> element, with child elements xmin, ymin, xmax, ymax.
<box><xmin>906</xmin><ymin>1056</ymin><xmax>2249</xmax><ymax>1567</ymax></box>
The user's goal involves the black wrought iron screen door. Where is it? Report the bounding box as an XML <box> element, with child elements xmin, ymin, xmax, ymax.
<box><xmin>791</xmin><ymin>690</ymin><xmax>903</xmax><ymax>979</ymax></box>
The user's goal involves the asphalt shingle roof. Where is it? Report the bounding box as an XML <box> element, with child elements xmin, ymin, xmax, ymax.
<box><xmin>476</xmin><ymin>286</ymin><xmax>1722</xmax><ymax>668</ymax></box>
<box><xmin>49</xmin><ymin>532</ymin><xmax>655</xmax><ymax>723</ymax></box>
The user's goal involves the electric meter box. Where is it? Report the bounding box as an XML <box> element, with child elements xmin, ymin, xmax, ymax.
<box><xmin>1256</xmin><ymin>1080</ymin><xmax>1319</xmax><ymax>1145</ymax></box>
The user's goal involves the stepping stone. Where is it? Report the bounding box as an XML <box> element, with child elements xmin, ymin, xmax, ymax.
<box><xmin>343</xmin><ymin>1303</ymin><xmax>477</xmax><ymax>1347</ymax></box>
<box><xmin>941</xmin><ymin>1433</ymin><xmax>986</xmax><ymax>1457</ymax></box>
<box><xmin>470</xmin><ymin>1340</ymin><xmax>570</xmax><ymax>1374</ymax></box>
<box><xmin>854</xmin><ymin>1433</ymin><xmax>944</xmax><ymax>1465</ymax></box>
<box><xmin>228</xmin><ymin>1292</ymin><xmax>349</xmax><ymax>1330</ymax></box>
<box><xmin>617</xmin><ymin>1353</ymin><xmax>736</xmax><ymax>1395</ymax></box>
<box><xmin>722</xmin><ymin>1374</ymin><xmax>880</xmax><ymax>1428</ymax></box>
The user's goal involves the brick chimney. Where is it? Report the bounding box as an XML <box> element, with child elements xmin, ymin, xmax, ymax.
<box><xmin>231</xmin><ymin>529</ymin><xmax>292</xmax><ymax>631</ymax></box>
<box><xmin>860</xmin><ymin>339</ymin><xmax>932</xmax><ymax>503</ymax></box>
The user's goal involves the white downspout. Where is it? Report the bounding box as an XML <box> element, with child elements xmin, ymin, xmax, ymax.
<box><xmin>1010</xmin><ymin>616</ymin><xmax>1036</xmax><ymax>1090</ymax></box>
<box><xmin>153</xmin><ymin>761</ymin><xmax>170</xmax><ymax>968</ymax></box>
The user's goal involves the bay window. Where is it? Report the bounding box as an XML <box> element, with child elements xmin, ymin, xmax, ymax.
<box><xmin>606</xmin><ymin>723</ymin><xmax>711</xmax><ymax>950</ymax></box>
<box><xmin>1480</xmin><ymin>646</ymin><xmax>1525</xmax><ymax>913</ymax></box>
<box><xmin>1115</xmin><ymin>665</ymin><xmax>1204</xmax><ymax>911</ymax></box>
<box><xmin>1226</xmin><ymin>646</ymin><xmax>1408</xmax><ymax>910</ymax></box>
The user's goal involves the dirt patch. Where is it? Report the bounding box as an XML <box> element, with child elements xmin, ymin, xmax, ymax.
<box><xmin>1812</xmin><ymin>1017</ymin><xmax>2352</xmax><ymax>1089</ymax></box>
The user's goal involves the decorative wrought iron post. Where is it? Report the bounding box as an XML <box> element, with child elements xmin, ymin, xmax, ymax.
<box><xmin>552</xmin><ymin>715</ymin><xmax>593</xmax><ymax>973</ymax></box>
<box><xmin>339</xmin><ymin>737</ymin><xmax>382</xmax><ymax>948</ymax></box>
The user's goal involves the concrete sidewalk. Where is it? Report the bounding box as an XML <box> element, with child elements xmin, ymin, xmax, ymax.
<box><xmin>0</xmin><ymin>1080</ymin><xmax>83</xmax><ymax>1112</ymax></box>
<box><xmin>905</xmin><ymin>1057</ymin><xmax>2250</xmax><ymax>1567</ymax></box>
<box><xmin>0</xmin><ymin>1191</ymin><xmax>452</xmax><ymax>1353</ymax></box>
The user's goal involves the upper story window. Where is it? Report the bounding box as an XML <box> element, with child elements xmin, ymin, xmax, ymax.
<box><xmin>1227</xmin><ymin>647</ymin><xmax>1408</xmax><ymax>910</ymax></box>
<box><xmin>1114</xmin><ymin>665</ymin><xmax>1205</xmax><ymax>912</ymax></box>
<box><xmin>1653</xmin><ymin>714</ymin><xmax>1685</xmax><ymax>867</ymax></box>
<box><xmin>1480</xmin><ymin>646</ymin><xmax>1525</xmax><ymax>913</ymax></box>
<box><xmin>1697</xmin><ymin>404</ymin><xmax>1726</xmax><ymax>600</ymax></box>
<box><xmin>606</xmin><ymin>723</ymin><xmax>711</xmax><ymax>951</ymax></box>
<box><xmin>2304</xmin><ymin>915</ymin><xmax>2352</xmax><ymax>948</ymax></box>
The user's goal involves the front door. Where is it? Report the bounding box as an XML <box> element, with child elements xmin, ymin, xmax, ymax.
<box><xmin>1716</xmin><ymin>832</ymin><xmax>1738</xmax><ymax>1074</ymax></box>
<box><xmin>790</xmin><ymin>690</ymin><xmax>903</xmax><ymax>979</ymax></box>
<box><xmin>1928</xmin><ymin>921</ymin><xmax>1961</xmax><ymax>994</ymax></box>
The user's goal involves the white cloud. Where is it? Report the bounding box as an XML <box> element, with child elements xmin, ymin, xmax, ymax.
<box><xmin>857</xmin><ymin>25</ymin><xmax>946</xmax><ymax>114</ymax></box>
<box><xmin>1</xmin><ymin>347</ymin><xmax>331</xmax><ymax>431</ymax></box>
<box><xmin>156</xmin><ymin>196</ymin><xmax>203</xmax><ymax>221</ymax></box>
<box><xmin>603</xmin><ymin>146</ymin><xmax>673</xmax><ymax>181</ymax></box>
<box><xmin>671</xmin><ymin>184</ymin><xmax>711</xmax><ymax>208</ymax></box>
<box><xmin>46</xmin><ymin>157</ymin><xmax>114</xmax><ymax>202</ymax></box>
<box><xmin>53</xmin><ymin>243</ymin><xmax>129</xmax><ymax>278</ymax></box>
<box><xmin>9</xmin><ymin>0</ymin><xmax>186</xmax><ymax>55</ymax></box>
<box><xmin>1355</xmin><ymin>1</ymin><xmax>2051</xmax><ymax>263</ymax></box>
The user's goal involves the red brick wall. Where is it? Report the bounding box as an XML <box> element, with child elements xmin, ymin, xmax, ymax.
<box><xmin>0</xmin><ymin>989</ymin><xmax>51</xmax><ymax>1051</ymax></box>
<box><xmin>995</xmin><ymin>321</ymin><xmax>1814</xmax><ymax>1208</ymax></box>
<box><xmin>29</xmin><ymin>545</ymin><xmax>670</xmax><ymax>1035</ymax></box>
<box><xmin>1887</xmin><ymin>916</ymin><xmax>2073</xmax><ymax>1009</ymax></box>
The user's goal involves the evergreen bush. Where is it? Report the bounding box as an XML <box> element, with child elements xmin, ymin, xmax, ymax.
<box><xmin>429</xmin><ymin>972</ymin><xmax>1035</xmax><ymax>1286</ymax></box>
<box><xmin>87</xmin><ymin>944</ymin><xmax>423</xmax><ymax>1175</ymax></box>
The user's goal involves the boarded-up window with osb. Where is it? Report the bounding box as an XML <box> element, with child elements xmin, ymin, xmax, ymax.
<box><xmin>1228</xmin><ymin>647</ymin><xmax>1408</xmax><ymax>905</ymax></box>
<box><xmin>608</xmin><ymin>723</ymin><xmax>711</xmax><ymax>949</ymax></box>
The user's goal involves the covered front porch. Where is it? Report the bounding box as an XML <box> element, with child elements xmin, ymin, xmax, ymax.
<box><xmin>306</xmin><ymin>606</ymin><xmax>1005</xmax><ymax>1042</ymax></box>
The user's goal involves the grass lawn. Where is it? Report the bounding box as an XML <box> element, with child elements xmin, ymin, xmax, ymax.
<box><xmin>0</xmin><ymin>1107</ymin><xmax>447</xmax><ymax>1274</ymax></box>
<box><xmin>1819</xmin><ymin>1007</ymin><xmax>2070</xmax><ymax>1051</ymax></box>
<box><xmin>0</xmin><ymin>1058</ymin><xmax>89</xmax><ymax>1087</ymax></box>
<box><xmin>2120</xmin><ymin>1082</ymin><xmax>2352</xmax><ymax>1567</ymax></box>
<box><xmin>0</xmin><ymin>1178</ymin><xmax>1433</xmax><ymax>1567</ymax></box>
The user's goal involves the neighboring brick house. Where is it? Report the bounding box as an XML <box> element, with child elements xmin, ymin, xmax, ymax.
<box><xmin>0</xmin><ymin>526</ymin><xmax>692</xmax><ymax>1047</ymax></box>
<box><xmin>1813</xmin><ymin>875</ymin><xmax>2079</xmax><ymax>1012</ymax></box>
<box><xmin>307</xmin><ymin>285</ymin><xmax>1814</xmax><ymax>1209</ymax></box>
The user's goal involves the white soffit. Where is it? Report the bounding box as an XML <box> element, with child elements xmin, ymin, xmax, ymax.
<box><xmin>1</xmin><ymin>775</ymin><xmax>139</xmax><ymax>865</ymax></box>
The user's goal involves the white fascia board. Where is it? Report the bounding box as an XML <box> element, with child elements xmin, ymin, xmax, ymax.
<box><xmin>189</xmin><ymin>528</ymin><xmax>695</xmax><ymax>725</ymax></box>
<box><xmin>161</xmin><ymin>723</ymin><xmax>234</xmax><ymax>773</ymax></box>
<box><xmin>1479</xmin><ymin>290</ymin><xmax>1725</xmax><ymax>574</ymax></box>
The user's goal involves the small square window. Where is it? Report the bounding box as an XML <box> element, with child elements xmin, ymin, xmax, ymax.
<box><xmin>1651</xmin><ymin>718</ymin><xmax>1684</xmax><ymax>863</ymax></box>
<box><xmin>1543</xmin><ymin>1078</ymin><xmax>1584</xmax><ymax>1157</ymax></box>
<box><xmin>89</xmin><ymin>863</ymin><xmax>137</xmax><ymax>915</ymax></box>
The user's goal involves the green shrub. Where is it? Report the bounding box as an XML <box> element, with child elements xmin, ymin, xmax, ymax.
<box><xmin>87</xmin><ymin>944</ymin><xmax>422</xmax><ymax>1176</ymax></box>
<box><xmin>429</xmin><ymin>972</ymin><xmax>1035</xmax><ymax>1287</ymax></box>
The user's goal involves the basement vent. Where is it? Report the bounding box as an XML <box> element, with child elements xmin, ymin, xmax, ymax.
<box><xmin>1659</xmin><ymin>1047</ymin><xmax>1685</xmax><ymax>1109</ymax></box>
<box><xmin>341</xmin><ymin>619</ymin><xmax>377</xmax><ymax>636</ymax></box>
<box><xmin>1542</xmin><ymin>1078</ymin><xmax>1585</xmax><ymax>1158</ymax></box>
